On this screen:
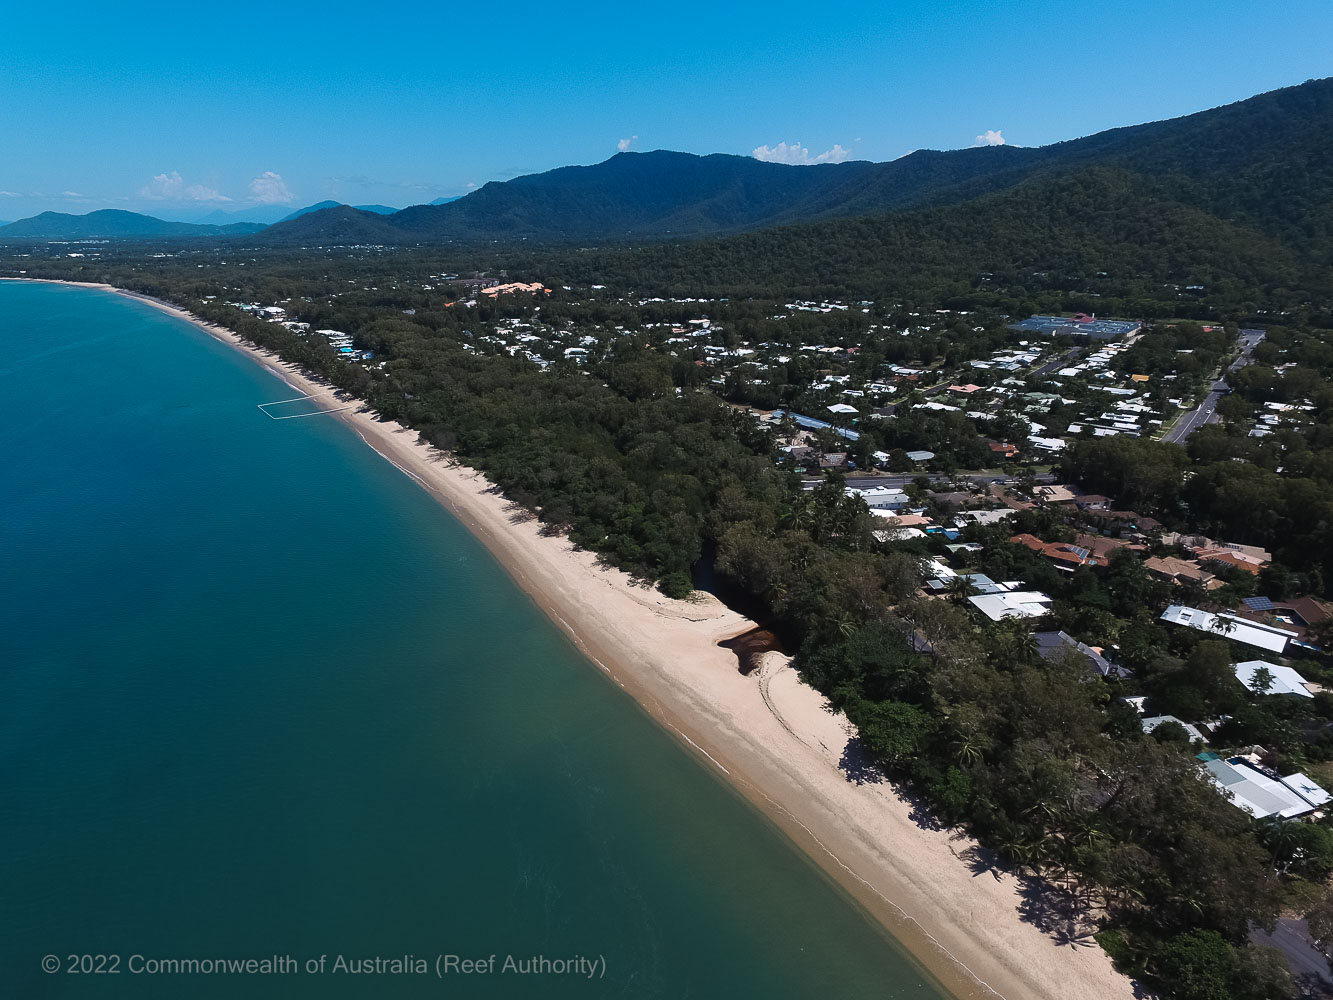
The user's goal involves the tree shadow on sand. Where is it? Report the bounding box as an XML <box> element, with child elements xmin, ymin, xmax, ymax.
<box><xmin>1016</xmin><ymin>879</ymin><xmax>1102</xmax><ymax>950</ymax></box>
<box><xmin>954</xmin><ymin>843</ymin><xmax>1005</xmax><ymax>882</ymax></box>
<box><xmin>838</xmin><ymin>737</ymin><xmax>886</xmax><ymax>786</ymax></box>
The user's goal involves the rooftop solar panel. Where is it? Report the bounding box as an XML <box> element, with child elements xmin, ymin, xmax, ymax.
<box><xmin>1244</xmin><ymin>596</ymin><xmax>1276</xmax><ymax>611</ymax></box>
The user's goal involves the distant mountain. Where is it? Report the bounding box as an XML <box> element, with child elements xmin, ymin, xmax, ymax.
<box><xmin>191</xmin><ymin>205</ymin><xmax>293</xmax><ymax>226</ymax></box>
<box><xmin>277</xmin><ymin>200</ymin><xmax>400</xmax><ymax>224</ymax></box>
<box><xmin>278</xmin><ymin>200</ymin><xmax>343</xmax><ymax>223</ymax></box>
<box><xmin>429</xmin><ymin>196</ymin><xmax>463</xmax><ymax>205</ymax></box>
<box><xmin>258</xmin><ymin>77</ymin><xmax>1333</xmax><ymax>250</ymax></box>
<box><xmin>0</xmin><ymin>210</ymin><xmax>266</xmax><ymax>239</ymax></box>
<box><xmin>262</xmin><ymin>204</ymin><xmax>402</xmax><ymax>244</ymax></box>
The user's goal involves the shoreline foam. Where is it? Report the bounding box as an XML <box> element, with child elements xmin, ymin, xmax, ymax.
<box><xmin>8</xmin><ymin>278</ymin><xmax>1136</xmax><ymax>1000</ymax></box>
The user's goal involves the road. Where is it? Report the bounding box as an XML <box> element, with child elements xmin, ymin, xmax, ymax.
<box><xmin>1160</xmin><ymin>328</ymin><xmax>1265</xmax><ymax>445</ymax></box>
<box><xmin>1030</xmin><ymin>346</ymin><xmax>1083</xmax><ymax>378</ymax></box>
<box><xmin>819</xmin><ymin>473</ymin><xmax>1057</xmax><ymax>490</ymax></box>
<box><xmin>1162</xmin><ymin>383</ymin><xmax>1225</xmax><ymax>444</ymax></box>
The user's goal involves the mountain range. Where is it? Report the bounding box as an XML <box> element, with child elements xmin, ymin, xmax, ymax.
<box><xmin>253</xmin><ymin>77</ymin><xmax>1333</xmax><ymax>249</ymax></box>
<box><xmin>0</xmin><ymin>202</ymin><xmax>400</xmax><ymax>240</ymax></box>
<box><xmin>2</xmin><ymin>77</ymin><xmax>1330</xmax><ymax>254</ymax></box>
<box><xmin>0</xmin><ymin>210</ymin><xmax>267</xmax><ymax>239</ymax></box>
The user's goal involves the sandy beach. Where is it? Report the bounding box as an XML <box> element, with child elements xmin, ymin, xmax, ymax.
<box><xmin>14</xmin><ymin>278</ymin><xmax>1137</xmax><ymax>1000</ymax></box>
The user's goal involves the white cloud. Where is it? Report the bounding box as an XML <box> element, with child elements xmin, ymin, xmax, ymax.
<box><xmin>141</xmin><ymin>171</ymin><xmax>184</xmax><ymax>199</ymax></box>
<box><xmin>62</xmin><ymin>191</ymin><xmax>86</xmax><ymax>198</ymax></box>
<box><xmin>139</xmin><ymin>171</ymin><xmax>229</xmax><ymax>201</ymax></box>
<box><xmin>617</xmin><ymin>135</ymin><xmax>638</xmax><ymax>152</ymax></box>
<box><xmin>752</xmin><ymin>141</ymin><xmax>853</xmax><ymax>165</ymax></box>
<box><xmin>974</xmin><ymin>129</ymin><xmax>1006</xmax><ymax>146</ymax></box>
<box><xmin>0</xmin><ymin>190</ymin><xmax>20</xmax><ymax>197</ymax></box>
<box><xmin>248</xmin><ymin>170</ymin><xmax>293</xmax><ymax>204</ymax></box>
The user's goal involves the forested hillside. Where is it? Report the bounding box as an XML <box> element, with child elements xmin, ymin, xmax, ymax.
<box><xmin>255</xmin><ymin>77</ymin><xmax>1333</xmax><ymax>249</ymax></box>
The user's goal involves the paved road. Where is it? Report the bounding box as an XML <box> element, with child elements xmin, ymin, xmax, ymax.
<box><xmin>1251</xmin><ymin>918</ymin><xmax>1332</xmax><ymax>989</ymax></box>
<box><xmin>1160</xmin><ymin>329</ymin><xmax>1265</xmax><ymax>445</ymax></box>
<box><xmin>1162</xmin><ymin>382</ymin><xmax>1225</xmax><ymax>443</ymax></box>
<box><xmin>817</xmin><ymin>473</ymin><xmax>1057</xmax><ymax>490</ymax></box>
<box><xmin>1031</xmin><ymin>346</ymin><xmax>1083</xmax><ymax>378</ymax></box>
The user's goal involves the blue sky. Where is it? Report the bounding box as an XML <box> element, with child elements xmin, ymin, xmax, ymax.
<box><xmin>1</xmin><ymin>0</ymin><xmax>1330</xmax><ymax>221</ymax></box>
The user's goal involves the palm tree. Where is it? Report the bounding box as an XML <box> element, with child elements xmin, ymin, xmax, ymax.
<box><xmin>1008</xmin><ymin>623</ymin><xmax>1040</xmax><ymax>665</ymax></box>
<box><xmin>947</xmin><ymin>574</ymin><xmax>977</xmax><ymax>606</ymax></box>
<box><xmin>951</xmin><ymin>734</ymin><xmax>985</xmax><ymax>767</ymax></box>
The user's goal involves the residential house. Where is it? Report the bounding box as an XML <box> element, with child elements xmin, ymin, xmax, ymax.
<box><xmin>1010</xmin><ymin>533</ymin><xmax>1106</xmax><ymax>570</ymax></box>
<box><xmin>1159</xmin><ymin>605</ymin><xmax>1296</xmax><ymax>655</ymax></box>
<box><xmin>1202</xmin><ymin>755</ymin><xmax>1330</xmax><ymax>819</ymax></box>
<box><xmin>969</xmin><ymin>589</ymin><xmax>1054</xmax><ymax>621</ymax></box>
<box><xmin>1035</xmin><ymin>630</ymin><xmax>1125</xmax><ymax>678</ymax></box>
<box><xmin>1144</xmin><ymin>556</ymin><xmax>1220</xmax><ymax>588</ymax></box>
<box><xmin>1142</xmin><ymin>715</ymin><xmax>1208</xmax><ymax>742</ymax></box>
<box><xmin>1234</xmin><ymin>660</ymin><xmax>1314</xmax><ymax>698</ymax></box>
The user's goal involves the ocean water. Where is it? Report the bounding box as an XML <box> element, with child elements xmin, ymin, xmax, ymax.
<box><xmin>0</xmin><ymin>282</ymin><xmax>949</xmax><ymax>999</ymax></box>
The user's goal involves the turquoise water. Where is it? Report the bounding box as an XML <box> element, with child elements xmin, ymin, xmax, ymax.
<box><xmin>0</xmin><ymin>282</ymin><xmax>948</xmax><ymax>999</ymax></box>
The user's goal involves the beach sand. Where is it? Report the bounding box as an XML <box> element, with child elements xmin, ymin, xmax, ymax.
<box><xmin>14</xmin><ymin>279</ymin><xmax>1137</xmax><ymax>1000</ymax></box>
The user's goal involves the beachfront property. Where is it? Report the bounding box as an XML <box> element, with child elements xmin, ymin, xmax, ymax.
<box><xmin>1159</xmin><ymin>604</ymin><xmax>1296</xmax><ymax>655</ymax></box>
<box><xmin>1142</xmin><ymin>715</ymin><xmax>1208</xmax><ymax>743</ymax></box>
<box><xmin>1200</xmin><ymin>755</ymin><xmax>1331</xmax><ymax>819</ymax></box>
<box><xmin>1034</xmin><ymin>630</ymin><xmax>1124</xmax><ymax>679</ymax></box>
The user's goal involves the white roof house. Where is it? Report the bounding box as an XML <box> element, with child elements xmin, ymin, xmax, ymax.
<box><xmin>969</xmin><ymin>591</ymin><xmax>1053</xmax><ymax>622</ymax></box>
<box><xmin>954</xmin><ymin>509</ymin><xmax>1016</xmax><ymax>527</ymax></box>
<box><xmin>922</xmin><ymin>558</ymin><xmax>955</xmax><ymax>581</ymax></box>
<box><xmin>1204</xmin><ymin>757</ymin><xmax>1329</xmax><ymax>819</ymax></box>
<box><xmin>1283</xmin><ymin>773</ymin><xmax>1332</xmax><ymax>809</ymax></box>
<box><xmin>847</xmin><ymin>486</ymin><xmax>909</xmax><ymax>510</ymax></box>
<box><xmin>1142</xmin><ymin>715</ymin><xmax>1208</xmax><ymax>743</ymax></box>
<box><xmin>1234</xmin><ymin>660</ymin><xmax>1314</xmax><ymax>698</ymax></box>
<box><xmin>1159</xmin><ymin>605</ymin><xmax>1296</xmax><ymax>655</ymax></box>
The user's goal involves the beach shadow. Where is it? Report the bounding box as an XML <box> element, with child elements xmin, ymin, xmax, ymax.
<box><xmin>955</xmin><ymin>844</ymin><xmax>1005</xmax><ymax>882</ymax></box>
<box><xmin>1015</xmin><ymin>879</ymin><xmax>1100</xmax><ymax>949</ymax></box>
<box><xmin>504</xmin><ymin>502</ymin><xmax>536</xmax><ymax>524</ymax></box>
<box><xmin>883</xmin><ymin>783</ymin><xmax>946</xmax><ymax>832</ymax></box>
<box><xmin>838</xmin><ymin>736</ymin><xmax>886</xmax><ymax>786</ymax></box>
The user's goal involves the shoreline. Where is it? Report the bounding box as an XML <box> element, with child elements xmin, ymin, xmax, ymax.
<box><xmin>9</xmin><ymin>278</ymin><xmax>1136</xmax><ymax>1000</ymax></box>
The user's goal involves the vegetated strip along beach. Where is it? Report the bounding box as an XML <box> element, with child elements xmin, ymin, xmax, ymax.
<box><xmin>15</xmin><ymin>279</ymin><xmax>1135</xmax><ymax>1000</ymax></box>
